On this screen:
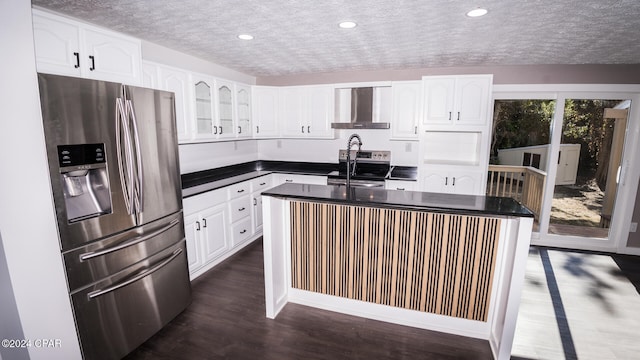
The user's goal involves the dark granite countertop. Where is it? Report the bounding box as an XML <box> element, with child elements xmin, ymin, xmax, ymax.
<box><xmin>262</xmin><ymin>183</ymin><xmax>535</xmax><ymax>218</ymax></box>
<box><xmin>181</xmin><ymin>160</ymin><xmax>418</xmax><ymax>198</ymax></box>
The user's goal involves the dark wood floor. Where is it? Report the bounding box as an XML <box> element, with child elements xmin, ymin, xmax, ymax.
<box><xmin>124</xmin><ymin>240</ymin><xmax>493</xmax><ymax>360</ymax></box>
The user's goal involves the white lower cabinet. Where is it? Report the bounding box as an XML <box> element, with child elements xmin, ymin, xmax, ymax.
<box><xmin>183</xmin><ymin>213</ymin><xmax>204</xmax><ymax>271</ymax></box>
<box><xmin>183</xmin><ymin>172</ymin><xmax>328</xmax><ymax>279</ymax></box>
<box><xmin>183</xmin><ymin>203</ymin><xmax>230</xmax><ymax>274</ymax></box>
<box><xmin>252</xmin><ymin>193</ymin><xmax>263</xmax><ymax>234</ymax></box>
<box><xmin>420</xmin><ymin>170</ymin><xmax>483</xmax><ymax>195</ymax></box>
<box><xmin>231</xmin><ymin>217</ymin><xmax>253</xmax><ymax>247</ymax></box>
<box><xmin>183</xmin><ymin>175</ymin><xmax>273</xmax><ymax>279</ymax></box>
<box><xmin>250</xmin><ymin>176</ymin><xmax>271</xmax><ymax>234</ymax></box>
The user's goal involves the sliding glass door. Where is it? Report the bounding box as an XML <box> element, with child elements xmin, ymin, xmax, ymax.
<box><xmin>492</xmin><ymin>89</ymin><xmax>637</xmax><ymax>252</ymax></box>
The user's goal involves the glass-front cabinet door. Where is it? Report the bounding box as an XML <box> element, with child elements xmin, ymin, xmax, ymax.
<box><xmin>236</xmin><ymin>84</ymin><xmax>252</xmax><ymax>138</ymax></box>
<box><xmin>217</xmin><ymin>80</ymin><xmax>235</xmax><ymax>138</ymax></box>
<box><xmin>192</xmin><ymin>75</ymin><xmax>215</xmax><ymax>140</ymax></box>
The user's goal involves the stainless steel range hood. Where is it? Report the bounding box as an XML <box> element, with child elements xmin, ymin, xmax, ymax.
<box><xmin>331</xmin><ymin>87</ymin><xmax>391</xmax><ymax>129</ymax></box>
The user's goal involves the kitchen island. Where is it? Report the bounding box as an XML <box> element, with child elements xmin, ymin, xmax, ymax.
<box><xmin>261</xmin><ymin>183</ymin><xmax>534</xmax><ymax>360</ymax></box>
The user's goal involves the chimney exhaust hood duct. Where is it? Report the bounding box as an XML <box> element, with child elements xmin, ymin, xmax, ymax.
<box><xmin>331</xmin><ymin>87</ymin><xmax>390</xmax><ymax>129</ymax></box>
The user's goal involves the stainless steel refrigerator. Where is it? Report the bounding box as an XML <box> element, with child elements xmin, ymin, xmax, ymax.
<box><xmin>38</xmin><ymin>73</ymin><xmax>191</xmax><ymax>360</ymax></box>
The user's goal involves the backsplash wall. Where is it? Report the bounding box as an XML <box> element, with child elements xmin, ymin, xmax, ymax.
<box><xmin>179</xmin><ymin>140</ymin><xmax>259</xmax><ymax>174</ymax></box>
<box><xmin>257</xmin><ymin>129</ymin><xmax>419</xmax><ymax>165</ymax></box>
<box><xmin>179</xmin><ymin>129</ymin><xmax>419</xmax><ymax>174</ymax></box>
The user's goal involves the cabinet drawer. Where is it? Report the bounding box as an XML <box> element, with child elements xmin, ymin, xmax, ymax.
<box><xmin>231</xmin><ymin>217</ymin><xmax>252</xmax><ymax>247</ymax></box>
<box><xmin>250</xmin><ymin>176</ymin><xmax>272</xmax><ymax>193</ymax></box>
<box><xmin>229</xmin><ymin>195</ymin><xmax>251</xmax><ymax>223</ymax></box>
<box><xmin>227</xmin><ymin>181</ymin><xmax>251</xmax><ymax>199</ymax></box>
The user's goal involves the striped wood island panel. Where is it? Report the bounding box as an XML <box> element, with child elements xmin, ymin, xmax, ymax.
<box><xmin>290</xmin><ymin>201</ymin><xmax>501</xmax><ymax>322</ymax></box>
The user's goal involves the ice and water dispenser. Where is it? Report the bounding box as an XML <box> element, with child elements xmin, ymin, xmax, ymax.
<box><xmin>58</xmin><ymin>144</ymin><xmax>112</xmax><ymax>222</ymax></box>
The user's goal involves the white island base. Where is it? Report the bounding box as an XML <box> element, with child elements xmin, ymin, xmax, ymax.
<box><xmin>262</xmin><ymin>192</ymin><xmax>533</xmax><ymax>360</ymax></box>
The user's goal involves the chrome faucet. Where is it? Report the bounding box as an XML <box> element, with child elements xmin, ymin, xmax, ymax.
<box><xmin>346</xmin><ymin>133</ymin><xmax>363</xmax><ymax>188</ymax></box>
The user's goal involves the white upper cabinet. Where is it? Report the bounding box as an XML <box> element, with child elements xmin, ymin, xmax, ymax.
<box><xmin>141</xmin><ymin>62</ymin><xmax>160</xmax><ymax>89</ymax></box>
<box><xmin>280</xmin><ymin>87</ymin><xmax>306</xmax><ymax>137</ymax></box>
<box><xmin>216</xmin><ymin>79</ymin><xmax>235</xmax><ymax>139</ymax></box>
<box><xmin>252</xmin><ymin>86</ymin><xmax>280</xmax><ymax>138</ymax></box>
<box><xmin>32</xmin><ymin>9</ymin><xmax>142</xmax><ymax>85</ymax></box>
<box><xmin>280</xmin><ymin>85</ymin><xmax>334</xmax><ymax>139</ymax></box>
<box><xmin>236</xmin><ymin>84</ymin><xmax>252</xmax><ymax>138</ymax></box>
<box><xmin>390</xmin><ymin>81</ymin><xmax>422</xmax><ymax>140</ymax></box>
<box><xmin>192</xmin><ymin>74</ymin><xmax>216</xmax><ymax>141</ymax></box>
<box><xmin>306</xmin><ymin>86</ymin><xmax>334</xmax><ymax>138</ymax></box>
<box><xmin>157</xmin><ymin>64</ymin><xmax>192</xmax><ymax>142</ymax></box>
<box><xmin>423</xmin><ymin>75</ymin><xmax>492</xmax><ymax>127</ymax></box>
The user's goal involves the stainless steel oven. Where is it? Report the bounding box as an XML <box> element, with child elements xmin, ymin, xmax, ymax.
<box><xmin>327</xmin><ymin>150</ymin><xmax>390</xmax><ymax>187</ymax></box>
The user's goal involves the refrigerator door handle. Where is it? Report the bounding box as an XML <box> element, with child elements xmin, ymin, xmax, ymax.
<box><xmin>87</xmin><ymin>247</ymin><xmax>183</xmax><ymax>300</ymax></box>
<box><xmin>126</xmin><ymin>99</ymin><xmax>144</xmax><ymax>213</ymax></box>
<box><xmin>115</xmin><ymin>97</ymin><xmax>134</xmax><ymax>215</ymax></box>
<box><xmin>79</xmin><ymin>218</ymin><xmax>180</xmax><ymax>261</ymax></box>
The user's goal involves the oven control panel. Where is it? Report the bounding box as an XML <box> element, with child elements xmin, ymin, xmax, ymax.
<box><xmin>338</xmin><ymin>150</ymin><xmax>390</xmax><ymax>163</ymax></box>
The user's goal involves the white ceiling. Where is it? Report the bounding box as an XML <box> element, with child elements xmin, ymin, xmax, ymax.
<box><xmin>32</xmin><ymin>0</ymin><xmax>640</xmax><ymax>77</ymax></box>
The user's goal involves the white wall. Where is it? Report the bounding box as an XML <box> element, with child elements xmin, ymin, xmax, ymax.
<box><xmin>179</xmin><ymin>140</ymin><xmax>260</xmax><ymax>173</ymax></box>
<box><xmin>180</xmin><ymin>129</ymin><xmax>419</xmax><ymax>175</ymax></box>
<box><xmin>0</xmin><ymin>3</ymin><xmax>82</xmax><ymax>360</ymax></box>
<box><xmin>258</xmin><ymin>129</ymin><xmax>419</xmax><ymax>166</ymax></box>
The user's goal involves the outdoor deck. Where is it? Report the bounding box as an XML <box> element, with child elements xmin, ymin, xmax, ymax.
<box><xmin>487</xmin><ymin>165</ymin><xmax>611</xmax><ymax>239</ymax></box>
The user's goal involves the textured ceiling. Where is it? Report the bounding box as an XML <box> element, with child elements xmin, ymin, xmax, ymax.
<box><xmin>32</xmin><ymin>0</ymin><xmax>640</xmax><ymax>77</ymax></box>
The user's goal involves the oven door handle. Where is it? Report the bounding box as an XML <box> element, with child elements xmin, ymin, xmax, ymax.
<box><xmin>327</xmin><ymin>178</ymin><xmax>385</xmax><ymax>188</ymax></box>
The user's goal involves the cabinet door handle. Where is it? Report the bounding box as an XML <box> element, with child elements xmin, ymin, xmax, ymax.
<box><xmin>397</xmin><ymin>188</ymin><xmax>405</xmax><ymax>191</ymax></box>
<box><xmin>219</xmin><ymin>126</ymin><xmax>223</xmax><ymax>134</ymax></box>
<box><xmin>448</xmin><ymin>112</ymin><xmax>452</xmax><ymax>121</ymax></box>
<box><xmin>73</xmin><ymin>52</ymin><xmax>80</xmax><ymax>68</ymax></box>
<box><xmin>240</xmin><ymin>229</ymin><xmax>247</xmax><ymax>234</ymax></box>
<box><xmin>256</xmin><ymin>126</ymin><xmax>260</xmax><ymax>133</ymax></box>
<box><xmin>237</xmin><ymin>189</ymin><xmax>245</xmax><ymax>193</ymax></box>
<box><xmin>414</xmin><ymin>126</ymin><xmax>417</xmax><ymax>134</ymax></box>
<box><xmin>239</xmin><ymin>207</ymin><xmax>246</xmax><ymax>211</ymax></box>
<box><xmin>259</xmin><ymin>182</ymin><xmax>266</xmax><ymax>186</ymax></box>
<box><xmin>214</xmin><ymin>126</ymin><xmax>218</xmax><ymax>134</ymax></box>
<box><xmin>301</xmin><ymin>125</ymin><xmax>305</xmax><ymax>133</ymax></box>
<box><xmin>89</xmin><ymin>55</ymin><xmax>95</xmax><ymax>71</ymax></box>
<box><xmin>253</xmin><ymin>198</ymin><xmax>257</xmax><ymax>206</ymax></box>
<box><xmin>285</xmin><ymin>179</ymin><xmax>293</xmax><ymax>182</ymax></box>
<box><xmin>202</xmin><ymin>218</ymin><xmax>207</xmax><ymax>228</ymax></box>
<box><xmin>445</xmin><ymin>177</ymin><xmax>448</xmax><ymax>186</ymax></box>
<box><xmin>452</xmin><ymin>177</ymin><xmax>456</xmax><ymax>186</ymax></box>
<box><xmin>238</xmin><ymin>126</ymin><xmax>241</xmax><ymax>134</ymax></box>
<box><xmin>196</xmin><ymin>221</ymin><xmax>201</xmax><ymax>231</ymax></box>
<box><xmin>457</xmin><ymin>112</ymin><xmax>460</xmax><ymax>121</ymax></box>
<box><xmin>307</xmin><ymin>126</ymin><xmax>310</xmax><ymax>133</ymax></box>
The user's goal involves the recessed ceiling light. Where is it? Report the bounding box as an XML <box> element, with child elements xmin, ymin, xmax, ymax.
<box><xmin>466</xmin><ymin>8</ymin><xmax>488</xmax><ymax>17</ymax></box>
<box><xmin>338</xmin><ymin>21</ymin><xmax>357</xmax><ymax>29</ymax></box>
<box><xmin>238</xmin><ymin>34</ymin><xmax>253</xmax><ymax>40</ymax></box>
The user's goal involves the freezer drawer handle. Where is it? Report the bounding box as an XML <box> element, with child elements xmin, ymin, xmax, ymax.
<box><xmin>87</xmin><ymin>247</ymin><xmax>183</xmax><ymax>300</ymax></box>
<box><xmin>79</xmin><ymin>218</ymin><xmax>180</xmax><ymax>261</ymax></box>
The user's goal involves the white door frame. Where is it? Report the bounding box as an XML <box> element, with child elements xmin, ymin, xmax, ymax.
<box><xmin>493</xmin><ymin>84</ymin><xmax>640</xmax><ymax>254</ymax></box>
